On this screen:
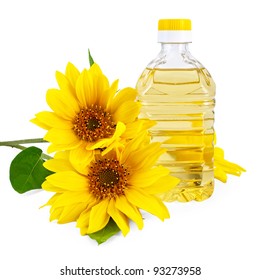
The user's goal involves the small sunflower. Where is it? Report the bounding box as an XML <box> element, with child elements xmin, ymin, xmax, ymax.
<box><xmin>214</xmin><ymin>147</ymin><xmax>245</xmax><ymax>183</ymax></box>
<box><xmin>163</xmin><ymin>133</ymin><xmax>245</xmax><ymax>182</ymax></box>
<box><xmin>32</xmin><ymin>62</ymin><xmax>153</xmax><ymax>159</ymax></box>
<box><xmin>156</xmin><ymin>133</ymin><xmax>245</xmax><ymax>202</ymax></box>
<box><xmin>213</xmin><ymin>134</ymin><xmax>245</xmax><ymax>183</ymax></box>
<box><xmin>42</xmin><ymin>134</ymin><xmax>179</xmax><ymax>236</ymax></box>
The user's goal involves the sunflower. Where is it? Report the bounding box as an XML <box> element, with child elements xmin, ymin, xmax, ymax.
<box><xmin>31</xmin><ymin>62</ymin><xmax>153</xmax><ymax>159</ymax></box>
<box><xmin>214</xmin><ymin>147</ymin><xmax>245</xmax><ymax>183</ymax></box>
<box><xmin>42</xmin><ymin>134</ymin><xmax>179</xmax><ymax>236</ymax></box>
<box><xmin>156</xmin><ymin>133</ymin><xmax>245</xmax><ymax>202</ymax></box>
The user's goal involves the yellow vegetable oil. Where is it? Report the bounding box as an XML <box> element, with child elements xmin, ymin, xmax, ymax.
<box><xmin>136</xmin><ymin>19</ymin><xmax>215</xmax><ymax>202</ymax></box>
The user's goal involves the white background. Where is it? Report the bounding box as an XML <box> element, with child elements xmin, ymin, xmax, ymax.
<box><xmin>0</xmin><ymin>0</ymin><xmax>259</xmax><ymax>279</ymax></box>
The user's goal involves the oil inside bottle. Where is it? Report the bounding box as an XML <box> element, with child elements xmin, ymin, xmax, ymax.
<box><xmin>136</xmin><ymin>67</ymin><xmax>215</xmax><ymax>202</ymax></box>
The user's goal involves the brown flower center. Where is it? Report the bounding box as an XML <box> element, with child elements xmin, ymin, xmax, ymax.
<box><xmin>88</xmin><ymin>159</ymin><xmax>129</xmax><ymax>200</ymax></box>
<box><xmin>99</xmin><ymin>169</ymin><xmax>119</xmax><ymax>187</ymax></box>
<box><xmin>73</xmin><ymin>104</ymin><xmax>116</xmax><ymax>142</ymax></box>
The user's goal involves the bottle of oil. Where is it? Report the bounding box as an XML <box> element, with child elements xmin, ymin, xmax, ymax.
<box><xmin>136</xmin><ymin>19</ymin><xmax>215</xmax><ymax>202</ymax></box>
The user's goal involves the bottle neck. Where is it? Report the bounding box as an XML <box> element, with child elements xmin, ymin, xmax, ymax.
<box><xmin>152</xmin><ymin>42</ymin><xmax>201</xmax><ymax>69</ymax></box>
<box><xmin>147</xmin><ymin>41</ymin><xmax>202</xmax><ymax>69</ymax></box>
<box><xmin>160</xmin><ymin>43</ymin><xmax>190</xmax><ymax>54</ymax></box>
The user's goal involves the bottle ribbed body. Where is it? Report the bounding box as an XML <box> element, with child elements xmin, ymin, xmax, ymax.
<box><xmin>136</xmin><ymin>48</ymin><xmax>215</xmax><ymax>202</ymax></box>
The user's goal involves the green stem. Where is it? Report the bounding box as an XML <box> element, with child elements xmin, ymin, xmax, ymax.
<box><xmin>0</xmin><ymin>138</ymin><xmax>52</xmax><ymax>160</ymax></box>
<box><xmin>0</xmin><ymin>138</ymin><xmax>47</xmax><ymax>146</ymax></box>
<box><xmin>7</xmin><ymin>144</ymin><xmax>27</xmax><ymax>151</ymax></box>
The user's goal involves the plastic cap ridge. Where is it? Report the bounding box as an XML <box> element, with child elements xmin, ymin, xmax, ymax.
<box><xmin>158</xmin><ymin>19</ymin><xmax>192</xmax><ymax>31</ymax></box>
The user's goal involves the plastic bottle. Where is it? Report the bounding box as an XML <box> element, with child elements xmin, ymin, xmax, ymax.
<box><xmin>136</xmin><ymin>19</ymin><xmax>215</xmax><ymax>202</ymax></box>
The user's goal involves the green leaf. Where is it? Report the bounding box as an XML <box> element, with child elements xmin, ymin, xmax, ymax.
<box><xmin>9</xmin><ymin>146</ymin><xmax>53</xmax><ymax>194</ymax></box>
<box><xmin>88</xmin><ymin>218</ymin><xmax>120</xmax><ymax>244</ymax></box>
<box><xmin>88</xmin><ymin>49</ymin><xmax>94</xmax><ymax>66</ymax></box>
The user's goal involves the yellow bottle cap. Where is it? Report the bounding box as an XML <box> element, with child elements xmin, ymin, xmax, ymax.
<box><xmin>158</xmin><ymin>19</ymin><xmax>192</xmax><ymax>43</ymax></box>
<box><xmin>158</xmin><ymin>19</ymin><xmax>192</xmax><ymax>31</ymax></box>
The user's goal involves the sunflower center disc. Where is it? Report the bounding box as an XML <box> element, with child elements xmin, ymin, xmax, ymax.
<box><xmin>88</xmin><ymin>159</ymin><xmax>130</xmax><ymax>199</ymax></box>
<box><xmin>87</xmin><ymin>118</ymin><xmax>101</xmax><ymax>131</ymax></box>
<box><xmin>73</xmin><ymin>105</ymin><xmax>115</xmax><ymax>142</ymax></box>
<box><xmin>99</xmin><ymin>169</ymin><xmax>119</xmax><ymax>187</ymax></box>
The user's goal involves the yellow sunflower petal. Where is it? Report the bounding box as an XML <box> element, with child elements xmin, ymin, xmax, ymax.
<box><xmin>90</xmin><ymin>64</ymin><xmax>109</xmax><ymax>94</ymax></box>
<box><xmin>107</xmin><ymin>198</ymin><xmax>130</xmax><ymax>236</ymax></box>
<box><xmin>77</xmin><ymin>209</ymin><xmax>91</xmax><ymax>235</ymax></box>
<box><xmin>46</xmin><ymin>89</ymin><xmax>79</xmax><ymax>119</ymax></box>
<box><xmin>44</xmin><ymin>128</ymin><xmax>79</xmax><ymax>146</ymax></box>
<box><xmin>52</xmin><ymin>191</ymin><xmax>92</xmax><ymax>208</ymax></box>
<box><xmin>214</xmin><ymin>147</ymin><xmax>224</xmax><ymax>158</ymax></box>
<box><xmin>96</xmin><ymin>80</ymin><xmax>111</xmax><ymax>109</ymax></box>
<box><xmin>46</xmin><ymin>171</ymin><xmax>87</xmax><ymax>191</ymax></box>
<box><xmin>88</xmin><ymin>199</ymin><xmax>110</xmax><ymax>234</ymax></box>
<box><xmin>43</xmin><ymin>158</ymin><xmax>73</xmax><ymax>173</ymax></box>
<box><xmin>50</xmin><ymin>207</ymin><xmax>63</xmax><ymax>222</ymax></box>
<box><xmin>113</xmin><ymin>101</ymin><xmax>141</xmax><ymax>123</ymax></box>
<box><xmin>89</xmin><ymin>63</ymin><xmax>105</xmax><ymax>76</ymax></box>
<box><xmin>69</xmin><ymin>145</ymin><xmax>94</xmax><ymax>175</ymax></box>
<box><xmin>75</xmin><ymin>69</ymin><xmax>95</xmax><ymax>107</ymax></box>
<box><xmin>214</xmin><ymin>167</ymin><xmax>227</xmax><ymax>183</ymax></box>
<box><xmin>91</xmin><ymin>66</ymin><xmax>112</xmax><ymax>108</ymax></box>
<box><xmin>214</xmin><ymin>146</ymin><xmax>246</xmax><ymax>180</ymax></box>
<box><xmin>46</xmin><ymin>144</ymin><xmax>61</xmax><ymax>154</ymax></box>
<box><xmin>139</xmin><ymin>119</ymin><xmax>157</xmax><ymax>130</ymax></box>
<box><xmin>106</xmin><ymin>79</ymin><xmax>119</xmax><ymax>109</ymax></box>
<box><xmin>41</xmin><ymin>193</ymin><xmax>60</xmax><ymax>207</ymax></box>
<box><xmin>90</xmin><ymin>122</ymin><xmax>126</xmax><ymax>151</ymax></box>
<box><xmin>129</xmin><ymin>165</ymin><xmax>170</xmax><ymax>188</ymax></box>
<box><xmin>115</xmin><ymin>195</ymin><xmax>143</xmax><ymax>229</ymax></box>
<box><xmin>42</xmin><ymin>181</ymin><xmax>65</xmax><ymax>193</ymax></box>
<box><xmin>215</xmin><ymin>161</ymin><xmax>245</xmax><ymax>176</ymax></box>
<box><xmin>110</xmin><ymin>87</ymin><xmax>137</xmax><ymax>113</ymax></box>
<box><xmin>146</xmin><ymin>175</ymin><xmax>180</xmax><ymax>195</ymax></box>
<box><xmin>56</xmin><ymin>71</ymin><xmax>75</xmax><ymax>97</ymax></box>
<box><xmin>54</xmin><ymin>151</ymin><xmax>70</xmax><ymax>160</ymax></box>
<box><xmin>57</xmin><ymin>203</ymin><xmax>87</xmax><ymax>224</ymax></box>
<box><xmin>122</xmin><ymin>121</ymin><xmax>143</xmax><ymax>139</ymax></box>
<box><xmin>126</xmin><ymin>142</ymin><xmax>165</xmax><ymax>170</ymax></box>
<box><xmin>34</xmin><ymin>111</ymin><xmax>72</xmax><ymax>129</ymax></box>
<box><xmin>114</xmin><ymin>121</ymin><xmax>126</xmax><ymax>137</ymax></box>
<box><xmin>30</xmin><ymin>117</ymin><xmax>51</xmax><ymax>130</ymax></box>
<box><xmin>119</xmin><ymin>132</ymin><xmax>149</xmax><ymax>164</ymax></box>
<box><xmin>47</xmin><ymin>142</ymin><xmax>81</xmax><ymax>154</ymax></box>
<box><xmin>65</xmin><ymin>62</ymin><xmax>80</xmax><ymax>89</ymax></box>
<box><xmin>122</xmin><ymin>119</ymin><xmax>156</xmax><ymax>139</ymax></box>
<box><xmin>125</xmin><ymin>188</ymin><xmax>170</xmax><ymax>221</ymax></box>
<box><xmin>101</xmin><ymin>139</ymin><xmax>125</xmax><ymax>156</ymax></box>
